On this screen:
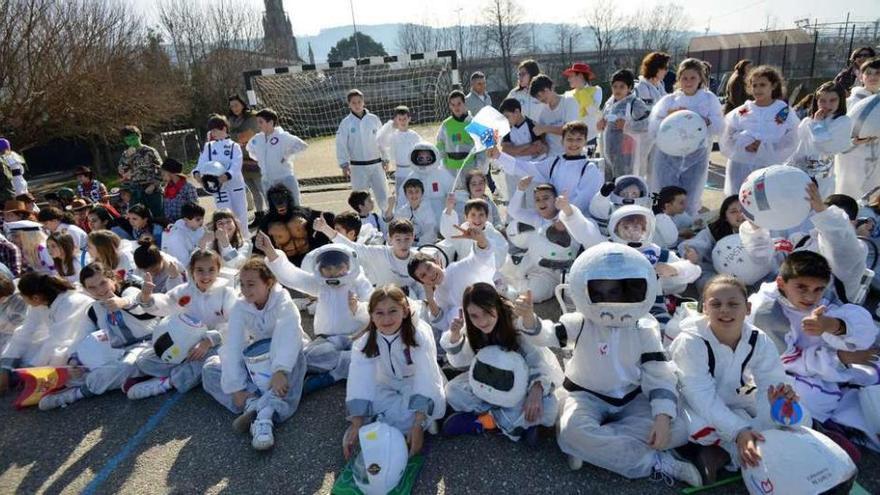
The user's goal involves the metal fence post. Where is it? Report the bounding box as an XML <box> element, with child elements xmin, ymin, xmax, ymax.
<box><xmin>809</xmin><ymin>30</ymin><xmax>818</xmax><ymax>79</ymax></box>
<box><xmin>781</xmin><ymin>36</ymin><xmax>788</xmax><ymax>75</ymax></box>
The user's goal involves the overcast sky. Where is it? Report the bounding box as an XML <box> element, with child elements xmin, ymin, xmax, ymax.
<box><xmin>131</xmin><ymin>0</ymin><xmax>879</xmax><ymax>36</ymax></box>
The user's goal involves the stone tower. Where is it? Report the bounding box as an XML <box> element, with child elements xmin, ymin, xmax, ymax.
<box><xmin>263</xmin><ymin>0</ymin><xmax>301</xmax><ymax>62</ymax></box>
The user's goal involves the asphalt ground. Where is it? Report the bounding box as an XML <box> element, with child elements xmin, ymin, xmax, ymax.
<box><xmin>4</xmin><ymin>147</ymin><xmax>879</xmax><ymax>495</ymax></box>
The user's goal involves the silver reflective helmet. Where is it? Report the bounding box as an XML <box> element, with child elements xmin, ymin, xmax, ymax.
<box><xmin>568</xmin><ymin>242</ymin><xmax>657</xmax><ymax>327</ymax></box>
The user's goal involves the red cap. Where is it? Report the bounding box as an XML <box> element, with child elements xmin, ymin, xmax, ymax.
<box><xmin>562</xmin><ymin>63</ymin><xmax>595</xmax><ymax>80</ymax></box>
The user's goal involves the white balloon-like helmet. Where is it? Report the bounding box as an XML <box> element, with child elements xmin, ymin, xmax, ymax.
<box><xmin>198</xmin><ymin>161</ymin><xmax>228</xmax><ymax>193</ymax></box>
<box><xmin>568</xmin><ymin>242</ymin><xmax>658</xmax><ymax>327</ymax></box>
<box><xmin>469</xmin><ymin>345</ymin><xmax>530</xmax><ymax>408</ymax></box>
<box><xmin>655</xmin><ymin>109</ymin><xmax>708</xmax><ymax>157</ymax></box>
<box><xmin>352</xmin><ymin>421</ymin><xmax>408</xmax><ymax>495</ymax></box>
<box><xmin>608</xmin><ymin>205</ymin><xmax>657</xmax><ymax>249</ymax></box>
<box><xmin>153</xmin><ymin>313</ymin><xmax>207</xmax><ymax>364</ymax></box>
<box><xmin>301</xmin><ymin>244</ymin><xmax>361</xmax><ymax>287</ymax></box>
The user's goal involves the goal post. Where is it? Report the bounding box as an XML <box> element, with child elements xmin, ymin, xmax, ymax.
<box><xmin>242</xmin><ymin>50</ymin><xmax>460</xmax><ymax>138</ymax></box>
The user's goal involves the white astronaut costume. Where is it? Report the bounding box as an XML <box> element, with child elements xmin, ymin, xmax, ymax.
<box><xmin>438</xmin><ymin>210</ymin><xmax>509</xmax><ymax>272</ymax></box>
<box><xmin>426</xmin><ymin>242</ymin><xmax>496</xmax><ymax>333</ymax></box>
<box><xmin>747</xmin><ymin>283</ymin><xmax>879</xmax><ymax>450</ymax></box>
<box><xmin>3</xmin><ymin>151</ymin><xmax>27</xmax><ymax>195</ymax></box>
<box><xmin>202</xmin><ymin>283</ymin><xmax>308</xmax><ymax>423</ymax></box>
<box><xmin>246</xmin><ymin>126</ymin><xmax>308</xmax><ymax>205</ymax></box>
<box><xmin>218</xmin><ymin>239</ymin><xmax>253</xmax><ymax>270</ymax></box>
<box><xmin>330</xmin><ymin>234</ymin><xmax>420</xmax><ymax>295</ymax></box>
<box><xmin>266</xmin><ymin>245</ymin><xmax>372</xmax><ymax>383</ymax></box>
<box><xmin>346</xmin><ymin>320</ymin><xmax>446</xmax><ymax>434</ymax></box>
<box><xmin>195</xmin><ymin>139</ymin><xmax>249</xmax><ymax>234</ymax></box>
<box><xmin>505</xmin><ymin>189</ymin><xmax>590</xmax><ymax>303</ymax></box>
<box><xmin>788</xmin><ymin>114</ymin><xmax>853</xmax><ymax>197</ymax></box>
<box><xmin>720</xmin><ymin>100</ymin><xmax>800</xmax><ymax>196</ymax></box>
<box><xmin>0</xmin><ymin>291</ymin><xmax>92</xmax><ymax>371</ymax></box>
<box><xmin>336</xmin><ymin>110</ymin><xmax>389</xmax><ymax>209</ymax></box>
<box><xmin>835</xmin><ymin>87</ymin><xmax>880</xmax><ymax>198</ymax></box>
<box><xmin>739</xmin><ymin>205</ymin><xmax>868</xmax><ymax>304</ymax></box>
<box><xmin>440</xmin><ymin>330</ymin><xmax>562</xmax><ymax>440</ymax></box>
<box><xmin>161</xmin><ymin>219</ymin><xmax>206</xmax><ymax>268</ymax></box>
<box><xmin>521</xmin><ymin>243</ymin><xmax>690</xmax><ymax>479</ymax></box>
<box><xmin>495</xmin><ymin>150</ymin><xmax>603</xmax><ymax>215</ymax></box>
<box><xmin>136</xmin><ymin>278</ymin><xmax>237</xmax><ymax>393</ymax></box>
<box><xmin>405</xmin><ymin>142</ymin><xmax>454</xmax><ymax>218</ymax></box>
<box><xmin>588</xmin><ymin>175</ymin><xmax>653</xmax><ymax>235</ymax></box>
<box><xmin>599</xmin><ymin>93</ymin><xmax>651</xmax><ymax>178</ymax></box>
<box><xmin>670</xmin><ymin>316</ymin><xmax>809</xmax><ymax>467</ymax></box>
<box><xmin>392</xmin><ymin>200</ymin><xmax>437</xmax><ymax>246</ymax></box>
<box><xmin>377</xmin><ymin>123</ymin><xmax>422</xmax><ymax>208</ymax></box>
<box><xmin>649</xmin><ymin>90</ymin><xmax>724</xmax><ymax>215</ymax></box>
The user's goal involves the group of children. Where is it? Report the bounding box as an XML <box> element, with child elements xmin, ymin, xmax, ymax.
<box><xmin>0</xmin><ymin>50</ymin><xmax>879</xmax><ymax>493</ymax></box>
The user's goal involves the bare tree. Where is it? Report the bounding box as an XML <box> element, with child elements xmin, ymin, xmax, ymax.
<box><xmin>396</xmin><ymin>22</ymin><xmax>483</xmax><ymax>63</ymax></box>
<box><xmin>482</xmin><ymin>0</ymin><xmax>526</xmax><ymax>89</ymax></box>
<box><xmin>549</xmin><ymin>24</ymin><xmax>582</xmax><ymax>66</ymax></box>
<box><xmin>0</xmin><ymin>0</ymin><xmax>184</xmax><ymax>171</ymax></box>
<box><xmin>620</xmin><ymin>3</ymin><xmax>691</xmax><ymax>71</ymax></box>
<box><xmin>583</xmin><ymin>0</ymin><xmax>626</xmax><ymax>74</ymax></box>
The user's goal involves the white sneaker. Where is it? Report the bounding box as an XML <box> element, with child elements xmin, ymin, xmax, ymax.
<box><xmin>38</xmin><ymin>388</ymin><xmax>81</xmax><ymax>410</ymax></box>
<box><xmin>251</xmin><ymin>419</ymin><xmax>275</xmax><ymax>450</ymax></box>
<box><xmin>567</xmin><ymin>454</ymin><xmax>583</xmax><ymax>471</ymax></box>
<box><xmin>427</xmin><ymin>420</ymin><xmax>440</xmax><ymax>435</ymax></box>
<box><xmin>126</xmin><ymin>378</ymin><xmax>171</xmax><ymax>400</ymax></box>
<box><xmin>306</xmin><ymin>299</ymin><xmax>317</xmax><ymax>316</ymax></box>
<box><xmin>651</xmin><ymin>452</ymin><xmax>703</xmax><ymax>487</ymax></box>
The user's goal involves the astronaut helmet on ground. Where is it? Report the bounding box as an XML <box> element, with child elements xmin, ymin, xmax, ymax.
<box><xmin>469</xmin><ymin>345</ymin><xmax>530</xmax><ymax>408</ymax></box>
<box><xmin>351</xmin><ymin>421</ymin><xmax>408</xmax><ymax>495</ymax></box>
<box><xmin>198</xmin><ymin>161</ymin><xmax>227</xmax><ymax>194</ymax></box>
<box><xmin>153</xmin><ymin>313</ymin><xmax>207</xmax><ymax>365</ymax></box>
<box><xmin>568</xmin><ymin>242</ymin><xmax>658</xmax><ymax>327</ymax></box>
<box><xmin>742</xmin><ymin>427</ymin><xmax>857</xmax><ymax>495</ymax></box>
<box><xmin>301</xmin><ymin>244</ymin><xmax>361</xmax><ymax>287</ymax></box>
<box><xmin>409</xmin><ymin>142</ymin><xmax>441</xmax><ymax>170</ymax></box>
<box><xmin>608</xmin><ymin>205</ymin><xmax>656</xmax><ymax>249</ymax></box>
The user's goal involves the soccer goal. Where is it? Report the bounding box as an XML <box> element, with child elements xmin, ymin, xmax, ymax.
<box><xmin>243</xmin><ymin>50</ymin><xmax>460</xmax><ymax>138</ymax></box>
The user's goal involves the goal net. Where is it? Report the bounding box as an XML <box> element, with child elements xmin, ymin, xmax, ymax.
<box><xmin>243</xmin><ymin>50</ymin><xmax>460</xmax><ymax>138</ymax></box>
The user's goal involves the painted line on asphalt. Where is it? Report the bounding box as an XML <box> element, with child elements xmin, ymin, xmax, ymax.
<box><xmin>82</xmin><ymin>392</ymin><xmax>183</xmax><ymax>495</ymax></box>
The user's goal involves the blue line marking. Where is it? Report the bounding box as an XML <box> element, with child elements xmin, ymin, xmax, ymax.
<box><xmin>82</xmin><ymin>392</ymin><xmax>183</xmax><ymax>495</ymax></box>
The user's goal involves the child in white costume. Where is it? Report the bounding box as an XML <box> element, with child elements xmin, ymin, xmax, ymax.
<box><xmin>131</xmin><ymin>250</ymin><xmax>236</xmax><ymax>400</ymax></box>
<box><xmin>598</xmin><ymin>69</ymin><xmax>651</xmax><ymax>179</ymax></box>
<box><xmin>720</xmin><ymin>65</ymin><xmax>799</xmax><ymax>196</ymax></box>
<box><xmin>343</xmin><ymin>286</ymin><xmax>446</xmax><ymax>459</ymax></box>
<box><xmin>336</xmin><ymin>90</ymin><xmax>389</xmax><ymax>210</ymax></box>
<box><xmin>835</xmin><ymin>57</ymin><xmax>880</xmax><ymax>199</ymax></box>
<box><xmin>671</xmin><ymin>275</ymin><xmax>809</xmax><ymax>477</ymax></box>
<box><xmin>376</xmin><ymin>106</ymin><xmax>422</xmax><ymax>208</ymax></box>
<box><xmin>246</xmin><ymin>108</ymin><xmax>309</xmax><ymax>205</ymax></box>
<box><xmin>195</xmin><ymin>115</ymin><xmax>248</xmax><ymax>234</ymax></box>
<box><xmin>201</xmin><ymin>259</ymin><xmax>308</xmax><ymax>451</ymax></box>
<box><xmin>404</xmin><ymin>142</ymin><xmax>453</xmax><ymax>219</ymax></box>
<box><xmin>787</xmin><ymin>82</ymin><xmax>853</xmax><ymax>197</ymax></box>
<box><xmin>161</xmin><ymin>202</ymin><xmax>206</xmax><ymax>268</ymax></box>
<box><xmin>385</xmin><ymin>178</ymin><xmax>438</xmax><ymax>246</ymax></box>
<box><xmin>258</xmin><ymin>233</ymin><xmax>371</xmax><ymax>390</ymax></box>
<box><xmin>649</xmin><ymin>59</ymin><xmax>724</xmax><ymax>216</ymax></box>
<box><xmin>522</xmin><ymin>243</ymin><xmax>699</xmax><ymax>485</ymax></box>
<box><xmin>680</xmin><ymin>195</ymin><xmax>748</xmax><ymax>293</ymax></box>
<box><xmin>39</xmin><ymin>263</ymin><xmax>159</xmax><ymax>410</ymax></box>
<box><xmin>439</xmin><ymin>197</ymin><xmax>509</xmax><ymax>274</ymax></box>
<box><xmin>747</xmin><ymin>251</ymin><xmax>879</xmax><ymax>451</ymax></box>
<box><xmin>440</xmin><ymin>283</ymin><xmax>561</xmax><ymax>443</ymax></box>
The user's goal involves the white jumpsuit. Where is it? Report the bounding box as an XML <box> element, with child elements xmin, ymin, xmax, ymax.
<box><xmin>196</xmin><ymin>138</ymin><xmax>249</xmax><ymax>235</ymax></box>
<box><xmin>835</xmin><ymin>87</ymin><xmax>880</xmax><ymax>198</ymax></box>
<box><xmin>336</xmin><ymin>110</ymin><xmax>389</xmax><ymax>209</ymax></box>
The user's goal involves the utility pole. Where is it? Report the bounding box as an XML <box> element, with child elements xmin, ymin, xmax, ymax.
<box><xmin>350</xmin><ymin>0</ymin><xmax>361</xmax><ymax>59</ymax></box>
<box><xmin>455</xmin><ymin>7</ymin><xmax>464</xmax><ymax>62</ymax></box>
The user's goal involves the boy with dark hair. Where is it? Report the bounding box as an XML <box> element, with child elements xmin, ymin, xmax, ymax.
<box><xmin>465</xmin><ymin>71</ymin><xmax>493</xmax><ymax>116</ymax></box>
<box><xmin>331</xmin><ymin>211</ymin><xmax>362</xmax><ymax>242</ymax></box>
<box><xmin>383</xmin><ymin>178</ymin><xmax>437</xmax><ymax>245</ymax></box>
<box><xmin>347</xmin><ymin>190</ymin><xmax>386</xmax><ymax>238</ymax></box>
<box><xmin>336</xmin><ymin>89</ymin><xmax>389</xmax><ymax>209</ymax></box>
<box><xmin>440</xmin><ymin>196</ymin><xmax>508</xmax><ymax>276</ymax></box>
<box><xmin>529</xmin><ymin>75</ymin><xmax>580</xmax><ymax>157</ymax></box>
<box><xmin>748</xmin><ymin>250</ymin><xmax>879</xmax><ymax>452</ymax></box>
<box><xmin>436</xmin><ymin>90</ymin><xmax>487</xmax><ymax>186</ymax></box>
<box><xmin>489</xmin><ymin>122</ymin><xmax>603</xmax><ymax>215</ymax></box>
<box><xmin>118</xmin><ymin>124</ymin><xmax>164</xmax><ymax>218</ymax></box>
<box><xmin>247</xmin><ymin>107</ymin><xmax>308</xmax><ymax>206</ymax></box>
<box><xmin>161</xmin><ymin>158</ymin><xmax>198</xmax><ymax>222</ymax></box>
<box><xmin>162</xmin><ymin>201</ymin><xmax>206</xmax><ymax>266</ymax></box>
<box><xmin>597</xmin><ymin>68</ymin><xmax>651</xmax><ymax>179</ymax></box>
<box><xmin>499</xmin><ymin>98</ymin><xmax>546</xmax><ymax>159</ymax></box>
<box><xmin>377</xmin><ymin>105</ymin><xmax>422</xmax><ymax>207</ymax></box>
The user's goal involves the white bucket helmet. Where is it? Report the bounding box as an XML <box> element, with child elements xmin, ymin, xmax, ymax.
<box><xmin>739</xmin><ymin>164</ymin><xmax>812</xmax><ymax>231</ymax></box>
<box><xmin>469</xmin><ymin>345</ymin><xmax>530</xmax><ymax>408</ymax></box>
<box><xmin>300</xmin><ymin>244</ymin><xmax>361</xmax><ymax>287</ymax></box>
<box><xmin>568</xmin><ymin>242</ymin><xmax>658</xmax><ymax>327</ymax></box>
<box><xmin>198</xmin><ymin>161</ymin><xmax>228</xmax><ymax>193</ymax></box>
<box><xmin>73</xmin><ymin>330</ymin><xmax>125</xmax><ymax>369</ymax></box>
<box><xmin>152</xmin><ymin>313</ymin><xmax>207</xmax><ymax>364</ymax></box>
<box><xmin>352</xmin><ymin>421</ymin><xmax>408</xmax><ymax>495</ymax></box>
<box><xmin>742</xmin><ymin>427</ymin><xmax>856</xmax><ymax>495</ymax></box>
<box><xmin>608</xmin><ymin>205</ymin><xmax>656</xmax><ymax>249</ymax></box>
<box><xmin>242</xmin><ymin>338</ymin><xmax>272</xmax><ymax>393</ymax></box>
<box><xmin>711</xmin><ymin>234</ymin><xmax>772</xmax><ymax>285</ymax></box>
<box><xmin>655</xmin><ymin>109</ymin><xmax>708</xmax><ymax>157</ymax></box>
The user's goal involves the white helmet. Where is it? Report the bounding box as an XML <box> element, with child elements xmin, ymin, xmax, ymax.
<box><xmin>469</xmin><ymin>345</ymin><xmax>529</xmax><ymax>408</ymax></box>
<box><xmin>850</xmin><ymin>93</ymin><xmax>880</xmax><ymax>139</ymax></box>
<box><xmin>568</xmin><ymin>243</ymin><xmax>658</xmax><ymax>327</ymax></box>
<box><xmin>152</xmin><ymin>313</ymin><xmax>207</xmax><ymax>364</ymax></box>
<box><xmin>353</xmin><ymin>421</ymin><xmax>408</xmax><ymax>495</ymax></box>
<box><xmin>608</xmin><ymin>205</ymin><xmax>656</xmax><ymax>249</ymax></box>
<box><xmin>301</xmin><ymin>244</ymin><xmax>361</xmax><ymax>287</ymax></box>
<box><xmin>742</xmin><ymin>427</ymin><xmax>856</xmax><ymax>495</ymax></box>
<box><xmin>859</xmin><ymin>385</ymin><xmax>880</xmax><ymax>444</ymax></box>
<box><xmin>73</xmin><ymin>330</ymin><xmax>124</xmax><ymax>369</ymax></box>
<box><xmin>655</xmin><ymin>110</ymin><xmax>708</xmax><ymax>157</ymax></box>
<box><xmin>198</xmin><ymin>161</ymin><xmax>227</xmax><ymax>193</ymax></box>
<box><xmin>610</xmin><ymin>175</ymin><xmax>652</xmax><ymax>209</ymax></box>
<box><xmin>409</xmin><ymin>142</ymin><xmax>441</xmax><ymax>170</ymax></box>
<box><xmin>739</xmin><ymin>165</ymin><xmax>812</xmax><ymax>231</ymax></box>
<box><xmin>242</xmin><ymin>338</ymin><xmax>272</xmax><ymax>393</ymax></box>
<box><xmin>711</xmin><ymin>234</ymin><xmax>772</xmax><ymax>285</ymax></box>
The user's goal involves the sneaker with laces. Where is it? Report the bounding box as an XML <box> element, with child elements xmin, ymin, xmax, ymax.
<box><xmin>38</xmin><ymin>387</ymin><xmax>81</xmax><ymax>411</ymax></box>
<box><xmin>651</xmin><ymin>452</ymin><xmax>703</xmax><ymax>487</ymax></box>
<box><xmin>250</xmin><ymin>419</ymin><xmax>275</xmax><ymax>450</ymax></box>
<box><xmin>126</xmin><ymin>378</ymin><xmax>171</xmax><ymax>400</ymax></box>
